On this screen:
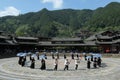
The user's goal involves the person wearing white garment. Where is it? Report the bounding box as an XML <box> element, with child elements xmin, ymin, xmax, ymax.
<box><xmin>64</xmin><ymin>59</ymin><xmax>70</xmax><ymax>70</ymax></box>
<box><xmin>54</xmin><ymin>58</ymin><xmax>58</xmax><ymax>70</ymax></box>
<box><xmin>75</xmin><ymin>59</ymin><xmax>80</xmax><ymax>70</ymax></box>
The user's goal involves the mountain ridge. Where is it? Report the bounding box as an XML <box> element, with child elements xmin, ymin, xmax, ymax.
<box><xmin>0</xmin><ymin>2</ymin><xmax>120</xmax><ymax>37</ymax></box>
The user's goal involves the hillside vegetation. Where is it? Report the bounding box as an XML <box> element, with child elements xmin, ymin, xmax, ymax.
<box><xmin>0</xmin><ymin>2</ymin><xmax>120</xmax><ymax>37</ymax></box>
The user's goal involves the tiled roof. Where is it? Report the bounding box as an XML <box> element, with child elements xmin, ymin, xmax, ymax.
<box><xmin>52</xmin><ymin>38</ymin><xmax>82</xmax><ymax>41</ymax></box>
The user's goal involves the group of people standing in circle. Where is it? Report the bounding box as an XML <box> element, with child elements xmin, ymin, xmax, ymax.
<box><xmin>30</xmin><ymin>54</ymin><xmax>47</xmax><ymax>70</ymax></box>
<box><xmin>52</xmin><ymin>53</ymin><xmax>102</xmax><ymax>70</ymax></box>
<box><xmin>18</xmin><ymin>53</ymin><xmax>47</xmax><ymax>70</ymax></box>
<box><xmin>18</xmin><ymin>56</ymin><xmax>26</xmax><ymax>67</ymax></box>
<box><xmin>52</xmin><ymin>52</ymin><xmax>81</xmax><ymax>70</ymax></box>
<box><xmin>84</xmin><ymin>54</ymin><xmax>102</xmax><ymax>69</ymax></box>
<box><xmin>18</xmin><ymin>52</ymin><xmax>102</xmax><ymax>71</ymax></box>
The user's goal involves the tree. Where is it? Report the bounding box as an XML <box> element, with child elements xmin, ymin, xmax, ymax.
<box><xmin>15</xmin><ymin>24</ymin><xmax>31</xmax><ymax>36</ymax></box>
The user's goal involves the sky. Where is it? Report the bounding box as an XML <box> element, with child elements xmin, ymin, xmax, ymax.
<box><xmin>0</xmin><ymin>0</ymin><xmax>120</xmax><ymax>17</ymax></box>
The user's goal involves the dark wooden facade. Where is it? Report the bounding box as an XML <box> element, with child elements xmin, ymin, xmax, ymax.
<box><xmin>0</xmin><ymin>30</ymin><xmax>120</xmax><ymax>58</ymax></box>
<box><xmin>95</xmin><ymin>31</ymin><xmax>120</xmax><ymax>53</ymax></box>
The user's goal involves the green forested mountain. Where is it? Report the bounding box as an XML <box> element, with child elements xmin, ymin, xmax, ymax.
<box><xmin>0</xmin><ymin>2</ymin><xmax>120</xmax><ymax>37</ymax></box>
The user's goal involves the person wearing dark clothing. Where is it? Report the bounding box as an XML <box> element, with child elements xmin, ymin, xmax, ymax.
<box><xmin>64</xmin><ymin>54</ymin><xmax>66</xmax><ymax>59</ymax></box>
<box><xmin>37</xmin><ymin>54</ymin><xmax>39</xmax><ymax>60</ymax></box>
<box><xmin>44</xmin><ymin>54</ymin><xmax>47</xmax><ymax>59</ymax></box>
<box><xmin>91</xmin><ymin>55</ymin><xmax>93</xmax><ymax>61</ymax></box>
<box><xmin>40</xmin><ymin>59</ymin><xmax>46</xmax><ymax>70</ymax></box>
<box><xmin>71</xmin><ymin>53</ymin><xmax>74</xmax><ymax>59</ymax></box>
<box><xmin>87</xmin><ymin>58</ymin><xmax>91</xmax><ymax>69</ymax></box>
<box><xmin>57</xmin><ymin>53</ymin><xmax>59</xmax><ymax>59</ymax></box>
<box><xmin>30</xmin><ymin>58</ymin><xmax>35</xmax><ymax>69</ymax></box>
<box><xmin>24</xmin><ymin>56</ymin><xmax>26</xmax><ymax>61</ymax></box>
<box><xmin>18</xmin><ymin>57</ymin><xmax>20</xmax><ymax>65</ymax></box>
<box><xmin>18</xmin><ymin>57</ymin><xmax>23</xmax><ymax>65</ymax></box>
<box><xmin>84</xmin><ymin>54</ymin><xmax>87</xmax><ymax>61</ymax></box>
<box><xmin>52</xmin><ymin>53</ymin><xmax>55</xmax><ymax>59</ymax></box>
<box><xmin>76</xmin><ymin>53</ymin><xmax>79</xmax><ymax>59</ymax></box>
<box><xmin>97</xmin><ymin>57</ymin><xmax>102</xmax><ymax>67</ymax></box>
<box><xmin>93</xmin><ymin>57</ymin><xmax>97</xmax><ymax>68</ymax></box>
<box><xmin>21</xmin><ymin>56</ymin><xmax>26</xmax><ymax>67</ymax></box>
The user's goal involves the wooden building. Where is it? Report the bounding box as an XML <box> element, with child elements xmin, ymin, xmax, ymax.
<box><xmin>0</xmin><ymin>35</ymin><xmax>17</xmax><ymax>58</ymax></box>
<box><xmin>0</xmin><ymin>30</ymin><xmax>120</xmax><ymax>58</ymax></box>
<box><xmin>13</xmin><ymin>37</ymin><xmax>39</xmax><ymax>51</ymax></box>
<box><xmin>38</xmin><ymin>37</ymin><xmax>96</xmax><ymax>52</ymax></box>
<box><xmin>95</xmin><ymin>31</ymin><xmax>120</xmax><ymax>53</ymax></box>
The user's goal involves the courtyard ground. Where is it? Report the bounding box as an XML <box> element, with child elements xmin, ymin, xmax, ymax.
<box><xmin>0</xmin><ymin>56</ymin><xmax>120</xmax><ymax>80</ymax></box>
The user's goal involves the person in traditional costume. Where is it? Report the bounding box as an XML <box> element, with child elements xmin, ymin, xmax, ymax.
<box><xmin>71</xmin><ymin>53</ymin><xmax>74</xmax><ymax>59</ymax></box>
<box><xmin>57</xmin><ymin>53</ymin><xmax>59</xmax><ymax>59</ymax></box>
<box><xmin>97</xmin><ymin>57</ymin><xmax>102</xmax><ymax>67</ymax></box>
<box><xmin>52</xmin><ymin>53</ymin><xmax>55</xmax><ymax>59</ymax></box>
<box><xmin>18</xmin><ymin>56</ymin><xmax>23</xmax><ymax>65</ymax></box>
<box><xmin>30</xmin><ymin>58</ymin><xmax>35</xmax><ymax>69</ymax></box>
<box><xmin>40</xmin><ymin>59</ymin><xmax>46</xmax><ymax>70</ymax></box>
<box><xmin>93</xmin><ymin>57</ymin><xmax>97</xmax><ymax>68</ymax></box>
<box><xmin>54</xmin><ymin>58</ymin><xmax>58</xmax><ymax>70</ymax></box>
<box><xmin>21</xmin><ymin>56</ymin><xmax>26</xmax><ymax>67</ymax></box>
<box><xmin>75</xmin><ymin>59</ymin><xmax>80</xmax><ymax>70</ymax></box>
<box><xmin>87</xmin><ymin>58</ymin><xmax>91</xmax><ymax>69</ymax></box>
<box><xmin>44</xmin><ymin>54</ymin><xmax>47</xmax><ymax>59</ymax></box>
<box><xmin>84</xmin><ymin>54</ymin><xmax>87</xmax><ymax>61</ymax></box>
<box><xmin>64</xmin><ymin>59</ymin><xmax>70</xmax><ymax>70</ymax></box>
<box><xmin>37</xmin><ymin>53</ymin><xmax>39</xmax><ymax>60</ymax></box>
<box><xmin>76</xmin><ymin>53</ymin><xmax>79</xmax><ymax>59</ymax></box>
<box><xmin>91</xmin><ymin>54</ymin><xmax>93</xmax><ymax>61</ymax></box>
<box><xmin>64</xmin><ymin>54</ymin><xmax>66</xmax><ymax>59</ymax></box>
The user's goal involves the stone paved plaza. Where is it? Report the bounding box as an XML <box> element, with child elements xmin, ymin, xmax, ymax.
<box><xmin>0</xmin><ymin>56</ymin><xmax>120</xmax><ymax>80</ymax></box>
